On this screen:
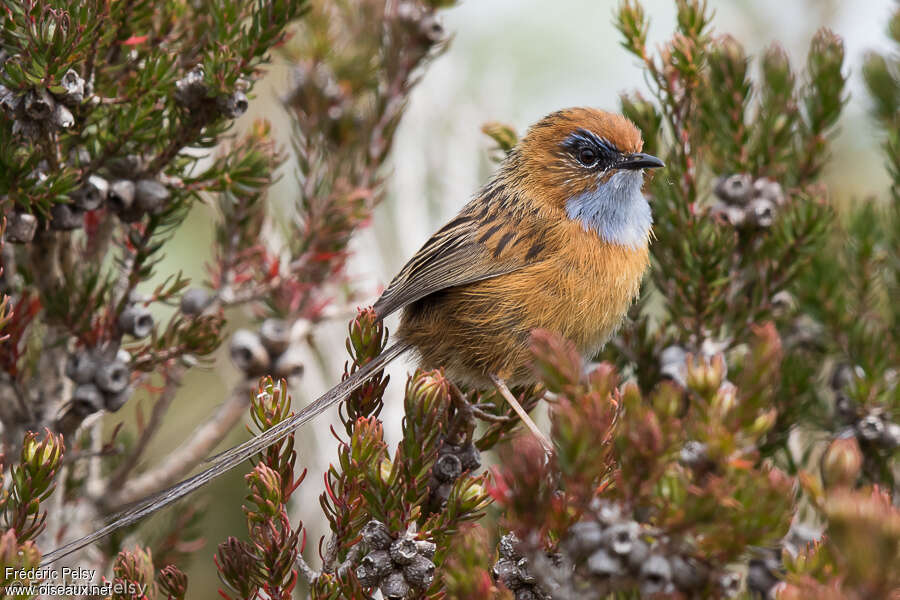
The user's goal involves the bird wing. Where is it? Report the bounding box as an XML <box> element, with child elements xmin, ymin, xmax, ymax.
<box><xmin>373</xmin><ymin>195</ymin><xmax>547</xmax><ymax>318</ymax></box>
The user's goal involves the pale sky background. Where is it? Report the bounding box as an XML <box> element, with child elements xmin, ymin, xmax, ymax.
<box><xmin>151</xmin><ymin>0</ymin><xmax>898</xmax><ymax>589</ymax></box>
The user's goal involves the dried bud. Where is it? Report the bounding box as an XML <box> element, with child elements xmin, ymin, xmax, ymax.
<box><xmin>72</xmin><ymin>175</ymin><xmax>109</xmax><ymax>211</ymax></box>
<box><xmin>24</xmin><ymin>89</ymin><xmax>54</xmax><ymax>120</ymax></box>
<box><xmin>0</xmin><ymin>84</ymin><xmax>19</xmax><ymax>113</ymax></box>
<box><xmin>361</xmin><ymin>520</ymin><xmax>393</xmax><ymax>551</ymax></box>
<box><xmin>714</xmin><ymin>173</ymin><xmax>753</xmax><ymax>205</ymax></box>
<box><xmin>586</xmin><ymin>548</ymin><xmax>623</xmax><ymax>579</ymax></box>
<box><xmin>60</xmin><ymin>69</ymin><xmax>85</xmax><ymax>104</ymax></box>
<box><xmin>5</xmin><ymin>212</ymin><xmax>37</xmax><ymax>243</ymax></box>
<box><xmin>403</xmin><ymin>554</ymin><xmax>435</xmax><ymax>589</ymax></box>
<box><xmin>434</xmin><ymin>452</ymin><xmax>462</xmax><ymax>482</ymax></box>
<box><xmin>498</xmin><ymin>533</ymin><xmax>522</xmax><ymax>560</ymax></box>
<box><xmin>415</xmin><ymin>540</ymin><xmax>436</xmax><ymax>560</ymax></box>
<box><xmin>753</xmin><ymin>177</ymin><xmax>786</xmax><ymax>206</ymax></box>
<box><xmin>174</xmin><ymin>65</ymin><xmax>208</xmax><ymax>108</ymax></box>
<box><xmin>218</xmin><ymin>91</ymin><xmax>249</xmax><ymax>118</ymax></box>
<box><xmin>119</xmin><ymin>305</ymin><xmax>154</xmax><ymax>338</ymax></box>
<box><xmin>564</xmin><ymin>520</ymin><xmax>604</xmax><ymax>559</ymax></box>
<box><xmin>108</xmin><ymin>179</ymin><xmax>136</xmax><ymax>213</ymax></box>
<box><xmin>95</xmin><ymin>359</ymin><xmax>131</xmax><ymax>394</ymax></box>
<box><xmin>709</xmin><ymin>201</ymin><xmax>747</xmax><ymax>228</ymax></box>
<box><xmin>718</xmin><ymin>571</ymin><xmax>743</xmax><ymax>598</ymax></box>
<box><xmin>389</xmin><ymin>537</ymin><xmax>418</xmax><ymax>565</ymax></box>
<box><xmin>51</xmin><ymin>102</ymin><xmax>74</xmax><ymax>129</ymax></box>
<box><xmin>66</xmin><ymin>352</ymin><xmax>98</xmax><ymax>384</ymax></box>
<box><xmin>492</xmin><ymin>558</ymin><xmax>523</xmax><ymax>589</ymax></box>
<box><xmin>771</xmin><ymin>290</ymin><xmax>796</xmax><ymax>315</ymax></box>
<box><xmin>747</xmin><ymin>197</ymin><xmax>776</xmax><ymax>228</ymax></box>
<box><xmin>230</xmin><ymin>329</ymin><xmax>270</xmax><ymax>376</ymax></box>
<box><xmin>105</xmin><ymin>389</ymin><xmax>130</xmax><ymax>413</ymax></box>
<box><xmin>659</xmin><ymin>345</ymin><xmax>687</xmax><ymax>386</ymax></box>
<box><xmin>830</xmin><ymin>363</ymin><xmax>864</xmax><ymax>392</ymax></box>
<box><xmin>259</xmin><ymin>318</ymin><xmax>291</xmax><ymax>356</ymax></box>
<box><xmin>856</xmin><ymin>413</ymin><xmax>885</xmax><ymax>442</ymax></box>
<box><xmin>605</xmin><ymin>521</ymin><xmax>640</xmax><ymax>556</ymax></box>
<box><xmin>381</xmin><ymin>569</ymin><xmax>410</xmax><ymax>599</ymax></box>
<box><xmin>670</xmin><ymin>555</ymin><xmax>706</xmax><ymax>591</ymax></box>
<box><xmin>272</xmin><ymin>346</ymin><xmax>304</xmax><ymax>379</ymax></box>
<box><xmin>72</xmin><ymin>383</ymin><xmax>104</xmax><ymax>416</ymax></box>
<box><xmin>181</xmin><ymin>288</ymin><xmax>213</xmax><ymax>315</ymax></box>
<box><xmin>881</xmin><ymin>421</ymin><xmax>900</xmax><ymax>449</ymax></box>
<box><xmin>747</xmin><ymin>550</ymin><xmax>781</xmax><ymax>598</ymax></box>
<box><xmin>49</xmin><ymin>203</ymin><xmax>83</xmax><ymax>230</ymax></box>
<box><xmin>457</xmin><ymin>442</ymin><xmax>481</xmax><ymax>470</ymax></box>
<box><xmin>135</xmin><ymin>179</ymin><xmax>170</xmax><ymax>214</ymax></box>
<box><xmin>639</xmin><ymin>554</ymin><xmax>673</xmax><ymax>595</ymax></box>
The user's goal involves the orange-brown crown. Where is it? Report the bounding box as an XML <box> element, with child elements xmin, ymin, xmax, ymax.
<box><xmin>509</xmin><ymin>108</ymin><xmax>646</xmax><ymax>209</ymax></box>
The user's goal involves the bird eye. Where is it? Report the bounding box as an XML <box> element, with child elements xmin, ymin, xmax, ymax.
<box><xmin>577</xmin><ymin>146</ymin><xmax>598</xmax><ymax>166</ymax></box>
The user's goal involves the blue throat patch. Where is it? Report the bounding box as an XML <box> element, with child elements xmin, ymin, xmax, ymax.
<box><xmin>564</xmin><ymin>170</ymin><xmax>652</xmax><ymax>249</ymax></box>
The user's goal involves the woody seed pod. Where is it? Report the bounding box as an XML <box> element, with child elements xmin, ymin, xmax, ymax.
<box><xmin>24</xmin><ymin>89</ymin><xmax>54</xmax><ymax>120</ymax></box>
<box><xmin>60</xmin><ymin>69</ymin><xmax>85</xmax><ymax>104</ymax></box>
<box><xmin>95</xmin><ymin>359</ymin><xmax>130</xmax><ymax>394</ymax></box>
<box><xmin>108</xmin><ymin>180</ymin><xmax>136</xmax><ymax>213</ymax></box>
<box><xmin>49</xmin><ymin>203</ymin><xmax>84</xmax><ymax>230</ymax></box>
<box><xmin>72</xmin><ymin>175</ymin><xmax>109</xmax><ymax>211</ymax></box>
<box><xmin>229</xmin><ymin>329</ymin><xmax>270</xmax><ymax>375</ymax></box>
<box><xmin>72</xmin><ymin>384</ymin><xmax>104</xmax><ymax>416</ymax></box>
<box><xmin>714</xmin><ymin>173</ymin><xmax>753</xmax><ymax>205</ymax></box>
<box><xmin>118</xmin><ymin>305</ymin><xmax>154</xmax><ymax>338</ymax></box>
<box><xmin>259</xmin><ymin>318</ymin><xmax>291</xmax><ymax>355</ymax></box>
<box><xmin>66</xmin><ymin>352</ymin><xmax>97</xmax><ymax>384</ymax></box>
<box><xmin>5</xmin><ymin>212</ymin><xmax>37</xmax><ymax>243</ymax></box>
<box><xmin>135</xmin><ymin>179</ymin><xmax>170</xmax><ymax>214</ymax></box>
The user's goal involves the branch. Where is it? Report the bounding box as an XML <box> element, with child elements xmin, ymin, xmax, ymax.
<box><xmin>100</xmin><ymin>380</ymin><xmax>254</xmax><ymax>509</ymax></box>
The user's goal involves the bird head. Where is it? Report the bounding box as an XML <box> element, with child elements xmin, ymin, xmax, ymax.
<box><xmin>513</xmin><ymin>107</ymin><xmax>664</xmax><ymax>249</ymax></box>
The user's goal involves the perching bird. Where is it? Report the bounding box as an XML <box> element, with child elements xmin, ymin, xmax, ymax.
<box><xmin>44</xmin><ymin>107</ymin><xmax>663</xmax><ymax>563</ymax></box>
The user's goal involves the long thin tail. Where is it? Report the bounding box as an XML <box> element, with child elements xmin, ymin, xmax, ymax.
<box><xmin>42</xmin><ymin>341</ymin><xmax>411</xmax><ymax>565</ymax></box>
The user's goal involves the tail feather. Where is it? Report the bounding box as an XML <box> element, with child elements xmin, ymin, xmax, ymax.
<box><xmin>42</xmin><ymin>341</ymin><xmax>411</xmax><ymax>565</ymax></box>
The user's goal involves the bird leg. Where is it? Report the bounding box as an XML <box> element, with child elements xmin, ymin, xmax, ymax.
<box><xmin>488</xmin><ymin>374</ymin><xmax>553</xmax><ymax>454</ymax></box>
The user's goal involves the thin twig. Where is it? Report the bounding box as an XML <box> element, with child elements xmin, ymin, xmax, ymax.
<box><xmin>106</xmin><ymin>368</ymin><xmax>183</xmax><ymax>491</ymax></box>
<box><xmin>100</xmin><ymin>381</ymin><xmax>253</xmax><ymax>510</ymax></box>
<box><xmin>489</xmin><ymin>374</ymin><xmax>553</xmax><ymax>454</ymax></box>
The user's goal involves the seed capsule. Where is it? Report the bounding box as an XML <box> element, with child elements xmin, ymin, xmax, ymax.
<box><xmin>108</xmin><ymin>180</ymin><xmax>136</xmax><ymax>213</ymax></box>
<box><xmin>95</xmin><ymin>359</ymin><xmax>131</xmax><ymax>394</ymax></box>
<box><xmin>5</xmin><ymin>212</ymin><xmax>37</xmax><ymax>243</ymax></box>
<box><xmin>119</xmin><ymin>305</ymin><xmax>154</xmax><ymax>338</ymax></box>
<box><xmin>361</xmin><ymin>520</ymin><xmax>393</xmax><ymax>551</ymax></box>
<box><xmin>49</xmin><ymin>203</ymin><xmax>84</xmax><ymax>230</ymax></box>
<box><xmin>259</xmin><ymin>318</ymin><xmax>291</xmax><ymax>355</ymax></box>
<box><xmin>66</xmin><ymin>353</ymin><xmax>97</xmax><ymax>384</ymax></box>
<box><xmin>24</xmin><ymin>89</ymin><xmax>54</xmax><ymax>120</ymax></box>
<box><xmin>180</xmin><ymin>288</ymin><xmax>213</xmax><ymax>315</ymax></box>
<box><xmin>72</xmin><ymin>175</ymin><xmax>109</xmax><ymax>211</ymax></box>
<box><xmin>135</xmin><ymin>179</ymin><xmax>170</xmax><ymax>214</ymax></box>
<box><xmin>389</xmin><ymin>537</ymin><xmax>418</xmax><ymax>565</ymax></box>
<box><xmin>433</xmin><ymin>452</ymin><xmax>462</xmax><ymax>482</ymax></box>
<box><xmin>72</xmin><ymin>384</ymin><xmax>104</xmax><ymax>416</ymax></box>
<box><xmin>229</xmin><ymin>329</ymin><xmax>270</xmax><ymax>376</ymax></box>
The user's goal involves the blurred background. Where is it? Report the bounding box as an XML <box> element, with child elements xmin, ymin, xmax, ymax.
<box><xmin>130</xmin><ymin>0</ymin><xmax>897</xmax><ymax>590</ymax></box>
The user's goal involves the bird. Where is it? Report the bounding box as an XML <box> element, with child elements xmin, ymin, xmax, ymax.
<box><xmin>44</xmin><ymin>107</ymin><xmax>663</xmax><ymax>563</ymax></box>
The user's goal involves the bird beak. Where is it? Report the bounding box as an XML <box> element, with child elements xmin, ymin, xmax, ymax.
<box><xmin>618</xmin><ymin>152</ymin><xmax>664</xmax><ymax>170</ymax></box>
